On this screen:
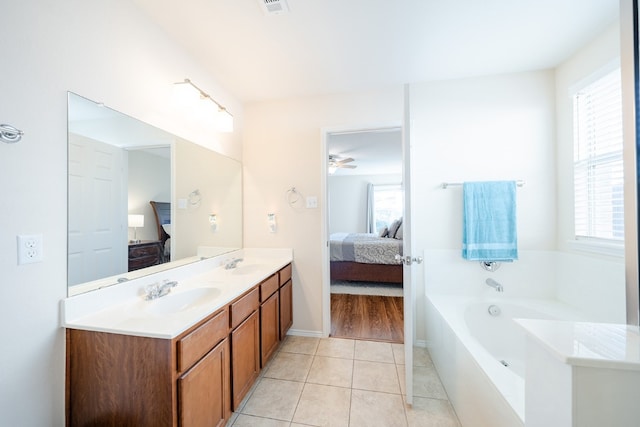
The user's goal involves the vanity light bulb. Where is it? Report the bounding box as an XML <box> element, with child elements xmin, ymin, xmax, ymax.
<box><xmin>209</xmin><ymin>214</ymin><xmax>217</xmax><ymax>232</ymax></box>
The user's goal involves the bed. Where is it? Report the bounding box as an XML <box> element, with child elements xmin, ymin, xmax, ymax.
<box><xmin>150</xmin><ymin>201</ymin><xmax>171</xmax><ymax>262</ymax></box>
<box><xmin>329</xmin><ymin>232</ymin><xmax>403</xmax><ymax>284</ymax></box>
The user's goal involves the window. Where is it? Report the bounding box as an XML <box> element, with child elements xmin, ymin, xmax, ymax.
<box><xmin>371</xmin><ymin>184</ymin><xmax>403</xmax><ymax>233</ymax></box>
<box><xmin>573</xmin><ymin>67</ymin><xmax>624</xmax><ymax>244</ymax></box>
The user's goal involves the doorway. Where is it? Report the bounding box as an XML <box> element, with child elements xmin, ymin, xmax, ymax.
<box><xmin>322</xmin><ymin>127</ymin><xmax>404</xmax><ymax>343</ymax></box>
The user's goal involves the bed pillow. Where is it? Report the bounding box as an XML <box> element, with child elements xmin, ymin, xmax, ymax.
<box><xmin>388</xmin><ymin>218</ymin><xmax>402</xmax><ymax>238</ymax></box>
<box><xmin>379</xmin><ymin>226</ymin><xmax>389</xmax><ymax>238</ymax></box>
<box><xmin>394</xmin><ymin>223</ymin><xmax>403</xmax><ymax>239</ymax></box>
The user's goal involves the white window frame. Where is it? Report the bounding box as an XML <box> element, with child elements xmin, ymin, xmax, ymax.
<box><xmin>370</xmin><ymin>184</ymin><xmax>403</xmax><ymax>234</ymax></box>
<box><xmin>570</xmin><ymin>61</ymin><xmax>624</xmax><ymax>257</ymax></box>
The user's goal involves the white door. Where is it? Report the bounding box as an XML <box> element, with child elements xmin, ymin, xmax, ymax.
<box><xmin>68</xmin><ymin>134</ymin><xmax>127</xmax><ymax>286</ymax></box>
<box><xmin>402</xmin><ymin>84</ymin><xmax>421</xmax><ymax>405</ymax></box>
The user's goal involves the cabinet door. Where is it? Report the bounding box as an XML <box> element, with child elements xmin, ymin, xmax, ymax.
<box><xmin>178</xmin><ymin>338</ymin><xmax>230</xmax><ymax>427</ymax></box>
<box><xmin>260</xmin><ymin>291</ymin><xmax>279</xmax><ymax>367</ymax></box>
<box><xmin>279</xmin><ymin>280</ymin><xmax>293</xmax><ymax>339</ymax></box>
<box><xmin>231</xmin><ymin>310</ymin><xmax>260</xmax><ymax>410</ymax></box>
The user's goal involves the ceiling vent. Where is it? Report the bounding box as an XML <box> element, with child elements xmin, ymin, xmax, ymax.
<box><xmin>258</xmin><ymin>0</ymin><xmax>289</xmax><ymax>15</ymax></box>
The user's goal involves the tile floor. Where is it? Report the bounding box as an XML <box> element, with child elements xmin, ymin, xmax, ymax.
<box><xmin>226</xmin><ymin>336</ymin><xmax>461</xmax><ymax>427</ymax></box>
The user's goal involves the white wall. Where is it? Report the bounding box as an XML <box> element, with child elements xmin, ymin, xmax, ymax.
<box><xmin>328</xmin><ymin>173</ymin><xmax>402</xmax><ymax>234</ymax></box>
<box><xmin>410</xmin><ymin>69</ymin><xmax>557</xmax><ymax>253</ymax></box>
<box><xmin>243</xmin><ymin>88</ymin><xmax>403</xmax><ymax>334</ymax></box>
<box><xmin>0</xmin><ymin>1</ymin><xmax>242</xmax><ymax>425</ymax></box>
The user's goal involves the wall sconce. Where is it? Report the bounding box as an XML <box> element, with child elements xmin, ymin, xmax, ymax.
<box><xmin>173</xmin><ymin>78</ymin><xmax>234</xmax><ymax>132</ymax></box>
<box><xmin>128</xmin><ymin>214</ymin><xmax>144</xmax><ymax>243</ymax></box>
<box><xmin>267</xmin><ymin>213</ymin><xmax>277</xmax><ymax>233</ymax></box>
<box><xmin>209</xmin><ymin>214</ymin><xmax>217</xmax><ymax>232</ymax></box>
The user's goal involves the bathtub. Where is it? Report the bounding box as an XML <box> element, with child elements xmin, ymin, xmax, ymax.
<box><xmin>425</xmin><ymin>294</ymin><xmax>586</xmax><ymax>427</ymax></box>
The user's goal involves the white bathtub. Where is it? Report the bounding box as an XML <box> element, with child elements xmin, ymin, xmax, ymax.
<box><xmin>426</xmin><ymin>294</ymin><xmax>586</xmax><ymax>427</ymax></box>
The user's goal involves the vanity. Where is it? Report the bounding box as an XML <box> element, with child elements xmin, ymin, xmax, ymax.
<box><xmin>62</xmin><ymin>249</ymin><xmax>293</xmax><ymax>427</ymax></box>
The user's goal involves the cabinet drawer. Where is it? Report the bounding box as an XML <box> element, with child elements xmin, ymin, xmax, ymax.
<box><xmin>177</xmin><ymin>309</ymin><xmax>229</xmax><ymax>372</ymax></box>
<box><xmin>129</xmin><ymin>245</ymin><xmax>159</xmax><ymax>257</ymax></box>
<box><xmin>279</xmin><ymin>264</ymin><xmax>292</xmax><ymax>286</ymax></box>
<box><xmin>259</xmin><ymin>274</ymin><xmax>279</xmax><ymax>302</ymax></box>
<box><xmin>230</xmin><ymin>288</ymin><xmax>259</xmax><ymax>329</ymax></box>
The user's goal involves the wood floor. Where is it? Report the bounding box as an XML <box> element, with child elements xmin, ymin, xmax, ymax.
<box><xmin>330</xmin><ymin>293</ymin><xmax>404</xmax><ymax>343</ymax></box>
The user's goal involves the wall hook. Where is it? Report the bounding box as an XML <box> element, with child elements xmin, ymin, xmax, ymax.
<box><xmin>0</xmin><ymin>124</ymin><xmax>23</xmax><ymax>143</ymax></box>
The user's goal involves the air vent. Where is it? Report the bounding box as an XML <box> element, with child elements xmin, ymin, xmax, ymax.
<box><xmin>258</xmin><ymin>0</ymin><xmax>289</xmax><ymax>15</ymax></box>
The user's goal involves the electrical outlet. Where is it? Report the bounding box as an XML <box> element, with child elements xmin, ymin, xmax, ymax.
<box><xmin>306</xmin><ymin>196</ymin><xmax>318</xmax><ymax>209</ymax></box>
<box><xmin>17</xmin><ymin>234</ymin><xmax>43</xmax><ymax>265</ymax></box>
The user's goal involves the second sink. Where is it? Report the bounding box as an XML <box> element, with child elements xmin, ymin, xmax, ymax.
<box><xmin>145</xmin><ymin>287</ymin><xmax>221</xmax><ymax>315</ymax></box>
<box><xmin>230</xmin><ymin>264</ymin><xmax>267</xmax><ymax>275</ymax></box>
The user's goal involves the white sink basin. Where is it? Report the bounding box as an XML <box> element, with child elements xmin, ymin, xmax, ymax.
<box><xmin>230</xmin><ymin>264</ymin><xmax>267</xmax><ymax>275</ymax></box>
<box><xmin>145</xmin><ymin>287</ymin><xmax>221</xmax><ymax>315</ymax></box>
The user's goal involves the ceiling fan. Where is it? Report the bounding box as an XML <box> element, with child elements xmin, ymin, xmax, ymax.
<box><xmin>328</xmin><ymin>154</ymin><xmax>357</xmax><ymax>173</ymax></box>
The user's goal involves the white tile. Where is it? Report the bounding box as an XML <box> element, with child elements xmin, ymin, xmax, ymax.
<box><xmin>306</xmin><ymin>355</ymin><xmax>353</xmax><ymax>388</ymax></box>
<box><xmin>292</xmin><ymin>383</ymin><xmax>351</xmax><ymax>427</ymax></box>
<box><xmin>350</xmin><ymin>389</ymin><xmax>407</xmax><ymax>427</ymax></box>
<box><xmin>316</xmin><ymin>337</ymin><xmax>355</xmax><ymax>359</ymax></box>
<box><xmin>232</xmin><ymin>414</ymin><xmax>291</xmax><ymax>426</ymax></box>
<box><xmin>353</xmin><ymin>360</ymin><xmax>401</xmax><ymax>394</ymax></box>
<box><xmin>241</xmin><ymin>378</ymin><xmax>304</xmax><ymax>421</ymax></box>
<box><xmin>355</xmin><ymin>340</ymin><xmax>395</xmax><ymax>363</ymax></box>
<box><xmin>413</xmin><ymin>365</ymin><xmax>447</xmax><ymax>400</ymax></box>
<box><xmin>280</xmin><ymin>335</ymin><xmax>320</xmax><ymax>355</ymax></box>
<box><xmin>264</xmin><ymin>351</ymin><xmax>313</xmax><ymax>382</ymax></box>
<box><xmin>405</xmin><ymin>397</ymin><xmax>460</xmax><ymax>427</ymax></box>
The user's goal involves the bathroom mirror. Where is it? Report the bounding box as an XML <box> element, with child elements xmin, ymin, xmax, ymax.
<box><xmin>67</xmin><ymin>92</ymin><xmax>242</xmax><ymax>295</ymax></box>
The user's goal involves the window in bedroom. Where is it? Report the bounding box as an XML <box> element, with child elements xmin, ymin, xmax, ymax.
<box><xmin>572</xmin><ymin>66</ymin><xmax>624</xmax><ymax>250</ymax></box>
<box><xmin>371</xmin><ymin>184</ymin><xmax>403</xmax><ymax>234</ymax></box>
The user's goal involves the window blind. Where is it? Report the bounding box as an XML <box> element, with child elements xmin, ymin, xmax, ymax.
<box><xmin>573</xmin><ymin>68</ymin><xmax>624</xmax><ymax>241</ymax></box>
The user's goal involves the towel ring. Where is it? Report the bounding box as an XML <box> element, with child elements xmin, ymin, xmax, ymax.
<box><xmin>286</xmin><ymin>187</ymin><xmax>304</xmax><ymax>208</ymax></box>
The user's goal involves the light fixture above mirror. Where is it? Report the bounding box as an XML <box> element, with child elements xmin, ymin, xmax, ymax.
<box><xmin>173</xmin><ymin>78</ymin><xmax>234</xmax><ymax>132</ymax></box>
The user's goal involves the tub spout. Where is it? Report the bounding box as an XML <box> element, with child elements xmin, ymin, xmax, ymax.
<box><xmin>486</xmin><ymin>278</ymin><xmax>503</xmax><ymax>292</ymax></box>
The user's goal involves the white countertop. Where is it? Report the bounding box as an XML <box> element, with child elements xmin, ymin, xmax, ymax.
<box><xmin>516</xmin><ymin>318</ymin><xmax>640</xmax><ymax>371</ymax></box>
<box><xmin>61</xmin><ymin>248</ymin><xmax>292</xmax><ymax>339</ymax></box>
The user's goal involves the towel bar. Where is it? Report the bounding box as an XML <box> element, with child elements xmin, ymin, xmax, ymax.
<box><xmin>441</xmin><ymin>180</ymin><xmax>525</xmax><ymax>189</ymax></box>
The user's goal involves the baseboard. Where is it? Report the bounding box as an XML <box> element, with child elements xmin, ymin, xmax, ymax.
<box><xmin>286</xmin><ymin>328</ymin><xmax>325</xmax><ymax>338</ymax></box>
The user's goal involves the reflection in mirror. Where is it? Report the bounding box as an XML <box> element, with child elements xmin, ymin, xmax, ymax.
<box><xmin>67</xmin><ymin>92</ymin><xmax>242</xmax><ymax>295</ymax></box>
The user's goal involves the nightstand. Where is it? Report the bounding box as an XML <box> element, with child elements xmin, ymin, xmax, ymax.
<box><xmin>128</xmin><ymin>240</ymin><xmax>164</xmax><ymax>272</ymax></box>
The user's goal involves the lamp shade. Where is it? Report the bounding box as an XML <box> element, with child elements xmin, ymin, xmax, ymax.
<box><xmin>128</xmin><ymin>214</ymin><xmax>144</xmax><ymax>228</ymax></box>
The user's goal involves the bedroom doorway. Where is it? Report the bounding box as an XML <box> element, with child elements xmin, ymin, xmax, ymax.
<box><xmin>323</xmin><ymin>126</ymin><xmax>404</xmax><ymax>343</ymax></box>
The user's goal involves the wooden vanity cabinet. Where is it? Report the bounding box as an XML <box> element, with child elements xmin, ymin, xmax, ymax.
<box><xmin>230</xmin><ymin>288</ymin><xmax>260</xmax><ymax>410</ymax></box>
<box><xmin>178</xmin><ymin>338</ymin><xmax>229</xmax><ymax>427</ymax></box>
<box><xmin>177</xmin><ymin>309</ymin><xmax>231</xmax><ymax>427</ymax></box>
<box><xmin>279</xmin><ymin>264</ymin><xmax>293</xmax><ymax>339</ymax></box>
<box><xmin>66</xmin><ymin>307</ymin><xmax>230</xmax><ymax>427</ymax></box>
<box><xmin>66</xmin><ymin>262</ymin><xmax>293</xmax><ymax>426</ymax></box>
<box><xmin>260</xmin><ymin>274</ymin><xmax>280</xmax><ymax>367</ymax></box>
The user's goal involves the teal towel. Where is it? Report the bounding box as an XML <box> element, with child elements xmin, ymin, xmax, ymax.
<box><xmin>462</xmin><ymin>181</ymin><xmax>518</xmax><ymax>261</ymax></box>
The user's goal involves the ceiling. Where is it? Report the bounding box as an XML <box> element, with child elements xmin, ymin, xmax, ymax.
<box><xmin>328</xmin><ymin>128</ymin><xmax>402</xmax><ymax>176</ymax></box>
<box><xmin>133</xmin><ymin>0</ymin><xmax>618</xmax><ymax>103</ymax></box>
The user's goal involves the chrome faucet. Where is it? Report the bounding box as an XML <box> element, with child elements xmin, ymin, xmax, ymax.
<box><xmin>145</xmin><ymin>280</ymin><xmax>178</xmax><ymax>300</ymax></box>
<box><xmin>224</xmin><ymin>258</ymin><xmax>244</xmax><ymax>269</ymax></box>
<box><xmin>485</xmin><ymin>278</ymin><xmax>503</xmax><ymax>292</ymax></box>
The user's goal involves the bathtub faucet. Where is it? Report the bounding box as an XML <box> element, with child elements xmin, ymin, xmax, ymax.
<box><xmin>485</xmin><ymin>278</ymin><xmax>503</xmax><ymax>292</ymax></box>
